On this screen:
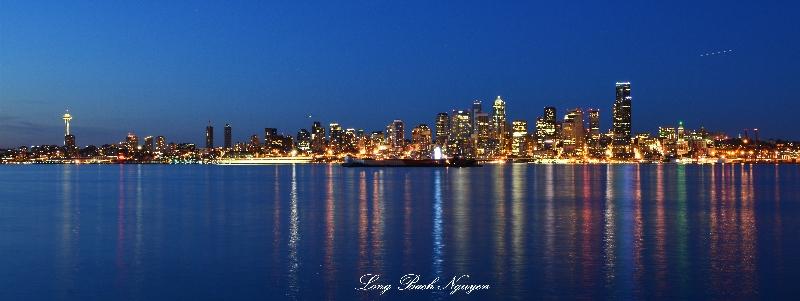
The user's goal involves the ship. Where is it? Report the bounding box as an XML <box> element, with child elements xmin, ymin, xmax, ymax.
<box><xmin>341</xmin><ymin>156</ymin><xmax>481</xmax><ymax>167</ymax></box>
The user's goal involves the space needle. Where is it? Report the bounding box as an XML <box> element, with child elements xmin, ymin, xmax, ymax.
<box><xmin>62</xmin><ymin>110</ymin><xmax>72</xmax><ymax>136</ymax></box>
<box><xmin>62</xmin><ymin>110</ymin><xmax>76</xmax><ymax>148</ymax></box>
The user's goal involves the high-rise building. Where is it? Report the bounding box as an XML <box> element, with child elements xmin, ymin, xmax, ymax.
<box><xmin>471</xmin><ymin>99</ymin><xmax>482</xmax><ymax>133</ymax></box>
<box><xmin>224</xmin><ymin>124</ymin><xmax>232</xmax><ymax>149</ymax></box>
<box><xmin>474</xmin><ymin>112</ymin><xmax>490</xmax><ymax>157</ymax></box>
<box><xmin>143</xmin><ymin>136</ymin><xmax>154</xmax><ymax>152</ymax></box>
<box><xmin>205</xmin><ymin>122</ymin><xmax>214</xmax><ymax>149</ymax></box>
<box><xmin>435</xmin><ymin>113</ymin><xmax>450</xmax><ymax>150</ymax></box>
<box><xmin>311</xmin><ymin>121</ymin><xmax>326</xmax><ymax>154</ymax></box>
<box><xmin>296</xmin><ymin>129</ymin><xmax>311</xmax><ymax>153</ymax></box>
<box><xmin>562</xmin><ymin>108</ymin><xmax>585</xmax><ymax>155</ymax></box>
<box><xmin>344</xmin><ymin>128</ymin><xmax>358</xmax><ymax>153</ymax></box>
<box><xmin>511</xmin><ymin>120</ymin><xmax>528</xmax><ymax>157</ymax></box>
<box><xmin>612</xmin><ymin>82</ymin><xmax>632</xmax><ymax>159</ymax></box>
<box><xmin>368</xmin><ymin>131</ymin><xmax>384</xmax><ymax>155</ymax></box>
<box><xmin>587</xmin><ymin>109</ymin><xmax>600</xmax><ymax>140</ymax></box>
<box><xmin>386</xmin><ymin>120</ymin><xmax>405</xmax><ymax>152</ymax></box>
<box><xmin>411</xmin><ymin>124</ymin><xmax>432</xmax><ymax>157</ymax></box>
<box><xmin>492</xmin><ymin>96</ymin><xmax>507</xmax><ymax>139</ymax></box>
<box><xmin>586</xmin><ymin>109</ymin><xmax>602</xmax><ymax>157</ymax></box>
<box><xmin>328</xmin><ymin>123</ymin><xmax>343</xmax><ymax>154</ymax></box>
<box><xmin>249</xmin><ymin>134</ymin><xmax>261</xmax><ymax>153</ymax></box>
<box><xmin>155</xmin><ymin>136</ymin><xmax>167</xmax><ymax>153</ymax></box>
<box><xmin>536</xmin><ymin>106</ymin><xmax>558</xmax><ymax>148</ymax></box>
<box><xmin>126</xmin><ymin>133</ymin><xmax>139</xmax><ymax>151</ymax></box>
<box><xmin>449</xmin><ymin>110</ymin><xmax>473</xmax><ymax>157</ymax></box>
<box><xmin>264</xmin><ymin>128</ymin><xmax>281</xmax><ymax>153</ymax></box>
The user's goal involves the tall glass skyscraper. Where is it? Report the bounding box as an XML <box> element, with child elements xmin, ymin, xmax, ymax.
<box><xmin>612</xmin><ymin>82</ymin><xmax>632</xmax><ymax>158</ymax></box>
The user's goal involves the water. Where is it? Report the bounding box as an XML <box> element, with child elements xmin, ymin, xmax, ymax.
<box><xmin>1</xmin><ymin>164</ymin><xmax>799</xmax><ymax>300</ymax></box>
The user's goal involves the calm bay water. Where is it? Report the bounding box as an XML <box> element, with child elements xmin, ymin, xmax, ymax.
<box><xmin>1</xmin><ymin>164</ymin><xmax>799</xmax><ymax>300</ymax></box>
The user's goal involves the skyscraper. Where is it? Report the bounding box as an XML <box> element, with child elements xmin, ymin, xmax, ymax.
<box><xmin>311</xmin><ymin>121</ymin><xmax>325</xmax><ymax>154</ymax></box>
<box><xmin>224</xmin><ymin>124</ymin><xmax>232</xmax><ymax>149</ymax></box>
<box><xmin>126</xmin><ymin>133</ymin><xmax>139</xmax><ymax>151</ymax></box>
<box><xmin>155</xmin><ymin>136</ymin><xmax>167</xmax><ymax>153</ymax></box>
<box><xmin>143</xmin><ymin>136</ymin><xmax>154</xmax><ymax>152</ymax></box>
<box><xmin>410</xmin><ymin>124</ymin><xmax>432</xmax><ymax>158</ymax></box>
<box><xmin>474</xmin><ymin>112</ymin><xmax>490</xmax><ymax>157</ymax></box>
<box><xmin>587</xmin><ymin>108</ymin><xmax>602</xmax><ymax>157</ymax></box>
<box><xmin>264</xmin><ymin>128</ymin><xmax>280</xmax><ymax>153</ymax></box>
<box><xmin>511</xmin><ymin>120</ymin><xmax>528</xmax><ymax>157</ymax></box>
<box><xmin>435</xmin><ymin>113</ymin><xmax>450</xmax><ymax>150</ymax></box>
<box><xmin>296</xmin><ymin>129</ymin><xmax>311</xmax><ymax>153</ymax></box>
<box><xmin>536</xmin><ymin>106</ymin><xmax>558</xmax><ymax>147</ymax></box>
<box><xmin>612</xmin><ymin>82</ymin><xmax>632</xmax><ymax>158</ymax></box>
<box><xmin>492</xmin><ymin>96</ymin><xmax>507</xmax><ymax>139</ymax></box>
<box><xmin>449</xmin><ymin>110</ymin><xmax>473</xmax><ymax>157</ymax></box>
<box><xmin>387</xmin><ymin>120</ymin><xmax>405</xmax><ymax>152</ymax></box>
<box><xmin>562</xmin><ymin>108</ymin><xmax>584</xmax><ymax>155</ymax></box>
<box><xmin>205</xmin><ymin>122</ymin><xmax>214</xmax><ymax>149</ymax></box>
<box><xmin>328</xmin><ymin>123</ymin><xmax>343</xmax><ymax>154</ymax></box>
<box><xmin>471</xmin><ymin>99</ymin><xmax>482</xmax><ymax>133</ymax></box>
<box><xmin>587</xmin><ymin>109</ymin><xmax>600</xmax><ymax>141</ymax></box>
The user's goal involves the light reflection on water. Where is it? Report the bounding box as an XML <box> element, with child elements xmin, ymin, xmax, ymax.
<box><xmin>0</xmin><ymin>164</ymin><xmax>798</xmax><ymax>300</ymax></box>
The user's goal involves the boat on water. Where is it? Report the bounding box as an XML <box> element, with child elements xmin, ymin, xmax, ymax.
<box><xmin>341</xmin><ymin>156</ymin><xmax>481</xmax><ymax>167</ymax></box>
<box><xmin>216</xmin><ymin>157</ymin><xmax>313</xmax><ymax>165</ymax></box>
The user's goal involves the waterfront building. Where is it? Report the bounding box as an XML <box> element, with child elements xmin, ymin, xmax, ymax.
<box><xmin>205</xmin><ymin>123</ymin><xmax>214</xmax><ymax>149</ymax></box>
<box><xmin>435</xmin><ymin>113</ymin><xmax>450</xmax><ymax>151</ymax></box>
<box><xmin>311</xmin><ymin>121</ymin><xmax>326</xmax><ymax>154</ymax></box>
<box><xmin>511</xmin><ymin>120</ymin><xmax>528</xmax><ymax>157</ymax></box>
<box><xmin>329</xmin><ymin>123</ymin><xmax>343</xmax><ymax>154</ymax></box>
<box><xmin>492</xmin><ymin>96</ymin><xmax>507</xmax><ymax>144</ymax></box>
<box><xmin>474</xmin><ymin>112</ymin><xmax>491</xmax><ymax>158</ymax></box>
<box><xmin>126</xmin><ymin>133</ymin><xmax>139</xmax><ymax>151</ymax></box>
<box><xmin>387</xmin><ymin>120</ymin><xmax>405</xmax><ymax>153</ymax></box>
<box><xmin>471</xmin><ymin>99</ymin><xmax>482</xmax><ymax>133</ymax></box>
<box><xmin>449</xmin><ymin>110</ymin><xmax>473</xmax><ymax>157</ymax></box>
<box><xmin>143</xmin><ymin>136</ymin><xmax>154</xmax><ymax>152</ymax></box>
<box><xmin>296</xmin><ymin>129</ymin><xmax>311</xmax><ymax>153</ymax></box>
<box><xmin>224</xmin><ymin>124</ymin><xmax>232</xmax><ymax>149</ymax></box>
<box><xmin>612</xmin><ymin>82</ymin><xmax>633</xmax><ymax>159</ymax></box>
<box><xmin>155</xmin><ymin>136</ymin><xmax>167</xmax><ymax>153</ymax></box>
<box><xmin>411</xmin><ymin>124</ymin><xmax>432</xmax><ymax>158</ymax></box>
<box><xmin>562</xmin><ymin>108</ymin><xmax>585</xmax><ymax>156</ymax></box>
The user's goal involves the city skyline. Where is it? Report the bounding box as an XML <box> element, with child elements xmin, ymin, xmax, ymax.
<box><xmin>2</xmin><ymin>1</ymin><xmax>799</xmax><ymax>147</ymax></box>
<box><xmin>1</xmin><ymin>85</ymin><xmax>793</xmax><ymax>149</ymax></box>
<box><xmin>4</xmin><ymin>79</ymin><xmax>799</xmax><ymax>165</ymax></box>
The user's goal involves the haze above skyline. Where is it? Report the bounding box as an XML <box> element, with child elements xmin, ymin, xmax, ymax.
<box><xmin>1</xmin><ymin>1</ymin><xmax>799</xmax><ymax>147</ymax></box>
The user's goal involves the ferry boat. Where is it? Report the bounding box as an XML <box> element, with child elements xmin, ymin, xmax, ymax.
<box><xmin>216</xmin><ymin>156</ymin><xmax>313</xmax><ymax>165</ymax></box>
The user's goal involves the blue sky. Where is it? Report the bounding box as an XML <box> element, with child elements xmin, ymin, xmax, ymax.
<box><xmin>1</xmin><ymin>0</ymin><xmax>798</xmax><ymax>147</ymax></box>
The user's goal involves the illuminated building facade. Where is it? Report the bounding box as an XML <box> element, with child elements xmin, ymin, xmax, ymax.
<box><xmin>562</xmin><ymin>108</ymin><xmax>584</xmax><ymax>155</ymax></box>
<box><xmin>511</xmin><ymin>120</ymin><xmax>528</xmax><ymax>157</ymax></box>
<box><xmin>474</xmin><ymin>113</ymin><xmax>491</xmax><ymax>158</ymax></box>
<box><xmin>296</xmin><ymin>129</ymin><xmax>311</xmax><ymax>153</ymax></box>
<box><xmin>612</xmin><ymin>82</ymin><xmax>632</xmax><ymax>159</ymax></box>
<box><xmin>411</xmin><ymin>124</ymin><xmax>432</xmax><ymax>158</ymax></box>
<box><xmin>435</xmin><ymin>113</ymin><xmax>450</xmax><ymax>150</ymax></box>
<box><xmin>311</xmin><ymin>121</ymin><xmax>325</xmax><ymax>154</ymax></box>
<box><xmin>126</xmin><ymin>133</ymin><xmax>139</xmax><ymax>151</ymax></box>
<box><xmin>449</xmin><ymin>110</ymin><xmax>473</xmax><ymax>157</ymax></box>
<box><xmin>328</xmin><ymin>123</ymin><xmax>343</xmax><ymax>154</ymax></box>
<box><xmin>387</xmin><ymin>120</ymin><xmax>405</xmax><ymax>153</ymax></box>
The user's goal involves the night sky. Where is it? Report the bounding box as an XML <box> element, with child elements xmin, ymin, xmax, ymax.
<box><xmin>1</xmin><ymin>1</ymin><xmax>798</xmax><ymax>147</ymax></box>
